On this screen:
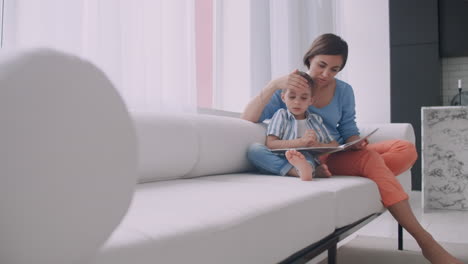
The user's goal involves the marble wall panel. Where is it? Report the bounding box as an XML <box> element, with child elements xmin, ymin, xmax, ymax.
<box><xmin>422</xmin><ymin>106</ymin><xmax>468</xmax><ymax>210</ymax></box>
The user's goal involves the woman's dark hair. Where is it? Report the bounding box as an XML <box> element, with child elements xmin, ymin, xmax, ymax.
<box><xmin>302</xmin><ymin>33</ymin><xmax>348</xmax><ymax>71</ymax></box>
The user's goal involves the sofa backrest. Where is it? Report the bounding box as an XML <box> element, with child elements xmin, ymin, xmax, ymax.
<box><xmin>133</xmin><ymin>113</ymin><xmax>266</xmax><ymax>183</ymax></box>
<box><xmin>134</xmin><ymin>113</ymin><xmax>416</xmax><ymax>190</ymax></box>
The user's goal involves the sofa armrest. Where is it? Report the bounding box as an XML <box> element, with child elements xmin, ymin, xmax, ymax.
<box><xmin>1</xmin><ymin>49</ymin><xmax>137</xmax><ymax>264</ymax></box>
<box><xmin>358</xmin><ymin>123</ymin><xmax>415</xmax><ymax>144</ymax></box>
<box><xmin>358</xmin><ymin>123</ymin><xmax>415</xmax><ymax>192</ymax></box>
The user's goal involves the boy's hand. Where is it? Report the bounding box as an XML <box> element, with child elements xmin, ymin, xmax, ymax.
<box><xmin>301</xmin><ymin>129</ymin><xmax>317</xmax><ymax>147</ymax></box>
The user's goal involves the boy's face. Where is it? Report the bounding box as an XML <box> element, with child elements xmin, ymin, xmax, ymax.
<box><xmin>281</xmin><ymin>86</ymin><xmax>314</xmax><ymax>119</ymax></box>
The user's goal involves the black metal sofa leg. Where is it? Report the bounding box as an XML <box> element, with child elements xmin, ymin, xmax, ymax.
<box><xmin>398</xmin><ymin>223</ymin><xmax>403</xmax><ymax>250</ymax></box>
<box><xmin>328</xmin><ymin>243</ymin><xmax>337</xmax><ymax>264</ymax></box>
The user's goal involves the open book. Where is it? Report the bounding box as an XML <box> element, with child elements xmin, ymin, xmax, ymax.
<box><xmin>270</xmin><ymin>128</ymin><xmax>379</xmax><ymax>156</ymax></box>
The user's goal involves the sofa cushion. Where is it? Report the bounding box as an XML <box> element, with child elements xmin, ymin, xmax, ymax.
<box><xmin>133</xmin><ymin>114</ymin><xmax>199</xmax><ymax>183</ymax></box>
<box><xmin>196</xmin><ymin>175</ymin><xmax>384</xmax><ymax>229</ymax></box>
<box><xmin>133</xmin><ymin>114</ymin><xmax>265</xmax><ymax>182</ymax></box>
<box><xmin>359</xmin><ymin>123</ymin><xmax>415</xmax><ymax>145</ymax></box>
<box><xmin>182</xmin><ymin>114</ymin><xmax>266</xmax><ymax>178</ymax></box>
<box><xmin>91</xmin><ymin>175</ymin><xmax>336</xmax><ymax>264</ymax></box>
<box><xmin>313</xmin><ymin>176</ymin><xmax>384</xmax><ymax>228</ymax></box>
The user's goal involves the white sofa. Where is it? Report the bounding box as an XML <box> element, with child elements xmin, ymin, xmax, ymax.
<box><xmin>89</xmin><ymin>114</ymin><xmax>414</xmax><ymax>264</ymax></box>
<box><xmin>1</xmin><ymin>49</ymin><xmax>415</xmax><ymax>264</ymax></box>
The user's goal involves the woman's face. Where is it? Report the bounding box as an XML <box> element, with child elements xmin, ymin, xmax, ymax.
<box><xmin>307</xmin><ymin>55</ymin><xmax>343</xmax><ymax>87</ymax></box>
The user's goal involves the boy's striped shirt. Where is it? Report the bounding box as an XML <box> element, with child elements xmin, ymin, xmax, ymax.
<box><xmin>266</xmin><ymin>108</ymin><xmax>334</xmax><ymax>143</ymax></box>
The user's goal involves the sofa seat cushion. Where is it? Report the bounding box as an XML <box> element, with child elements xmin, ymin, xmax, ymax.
<box><xmin>312</xmin><ymin>176</ymin><xmax>384</xmax><ymax>228</ymax></box>
<box><xmin>91</xmin><ymin>175</ymin><xmax>335</xmax><ymax>264</ymax></box>
<box><xmin>197</xmin><ymin>174</ymin><xmax>384</xmax><ymax>229</ymax></box>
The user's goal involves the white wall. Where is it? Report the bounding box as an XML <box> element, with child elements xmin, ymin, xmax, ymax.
<box><xmin>335</xmin><ymin>0</ymin><xmax>390</xmax><ymax>123</ymax></box>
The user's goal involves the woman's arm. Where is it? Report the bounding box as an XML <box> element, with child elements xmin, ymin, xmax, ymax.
<box><xmin>240</xmin><ymin>81</ymin><xmax>280</xmax><ymax>122</ymax></box>
<box><xmin>240</xmin><ymin>69</ymin><xmax>309</xmax><ymax>123</ymax></box>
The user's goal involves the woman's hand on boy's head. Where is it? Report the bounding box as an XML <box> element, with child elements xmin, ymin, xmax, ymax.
<box><xmin>290</xmin><ymin>70</ymin><xmax>311</xmax><ymax>92</ymax></box>
<box><xmin>273</xmin><ymin>69</ymin><xmax>310</xmax><ymax>92</ymax></box>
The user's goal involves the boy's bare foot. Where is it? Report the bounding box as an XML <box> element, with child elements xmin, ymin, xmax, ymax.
<box><xmin>285</xmin><ymin>150</ymin><xmax>313</xmax><ymax>181</ymax></box>
<box><xmin>315</xmin><ymin>164</ymin><xmax>332</xmax><ymax>178</ymax></box>
<box><xmin>418</xmin><ymin>233</ymin><xmax>463</xmax><ymax>264</ymax></box>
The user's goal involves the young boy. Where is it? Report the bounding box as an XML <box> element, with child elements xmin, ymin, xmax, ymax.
<box><xmin>247</xmin><ymin>71</ymin><xmax>339</xmax><ymax>181</ymax></box>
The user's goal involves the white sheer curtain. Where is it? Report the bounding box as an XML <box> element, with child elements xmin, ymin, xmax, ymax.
<box><xmin>269</xmin><ymin>0</ymin><xmax>335</xmax><ymax>78</ymax></box>
<box><xmin>3</xmin><ymin>0</ymin><xmax>196</xmax><ymax>113</ymax></box>
<box><xmin>215</xmin><ymin>0</ymin><xmax>336</xmax><ymax>112</ymax></box>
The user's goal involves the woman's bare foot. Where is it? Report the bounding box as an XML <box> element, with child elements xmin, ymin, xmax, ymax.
<box><xmin>417</xmin><ymin>232</ymin><xmax>463</xmax><ymax>264</ymax></box>
<box><xmin>315</xmin><ymin>164</ymin><xmax>332</xmax><ymax>178</ymax></box>
<box><xmin>285</xmin><ymin>150</ymin><xmax>313</xmax><ymax>181</ymax></box>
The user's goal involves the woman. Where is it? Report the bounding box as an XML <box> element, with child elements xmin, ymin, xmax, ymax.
<box><xmin>241</xmin><ymin>33</ymin><xmax>461</xmax><ymax>264</ymax></box>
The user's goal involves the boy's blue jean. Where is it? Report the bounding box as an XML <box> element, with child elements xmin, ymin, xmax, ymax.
<box><xmin>247</xmin><ymin>143</ymin><xmax>317</xmax><ymax>176</ymax></box>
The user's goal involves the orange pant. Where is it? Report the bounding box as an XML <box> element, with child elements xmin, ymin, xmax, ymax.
<box><xmin>322</xmin><ymin>139</ymin><xmax>418</xmax><ymax>207</ymax></box>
